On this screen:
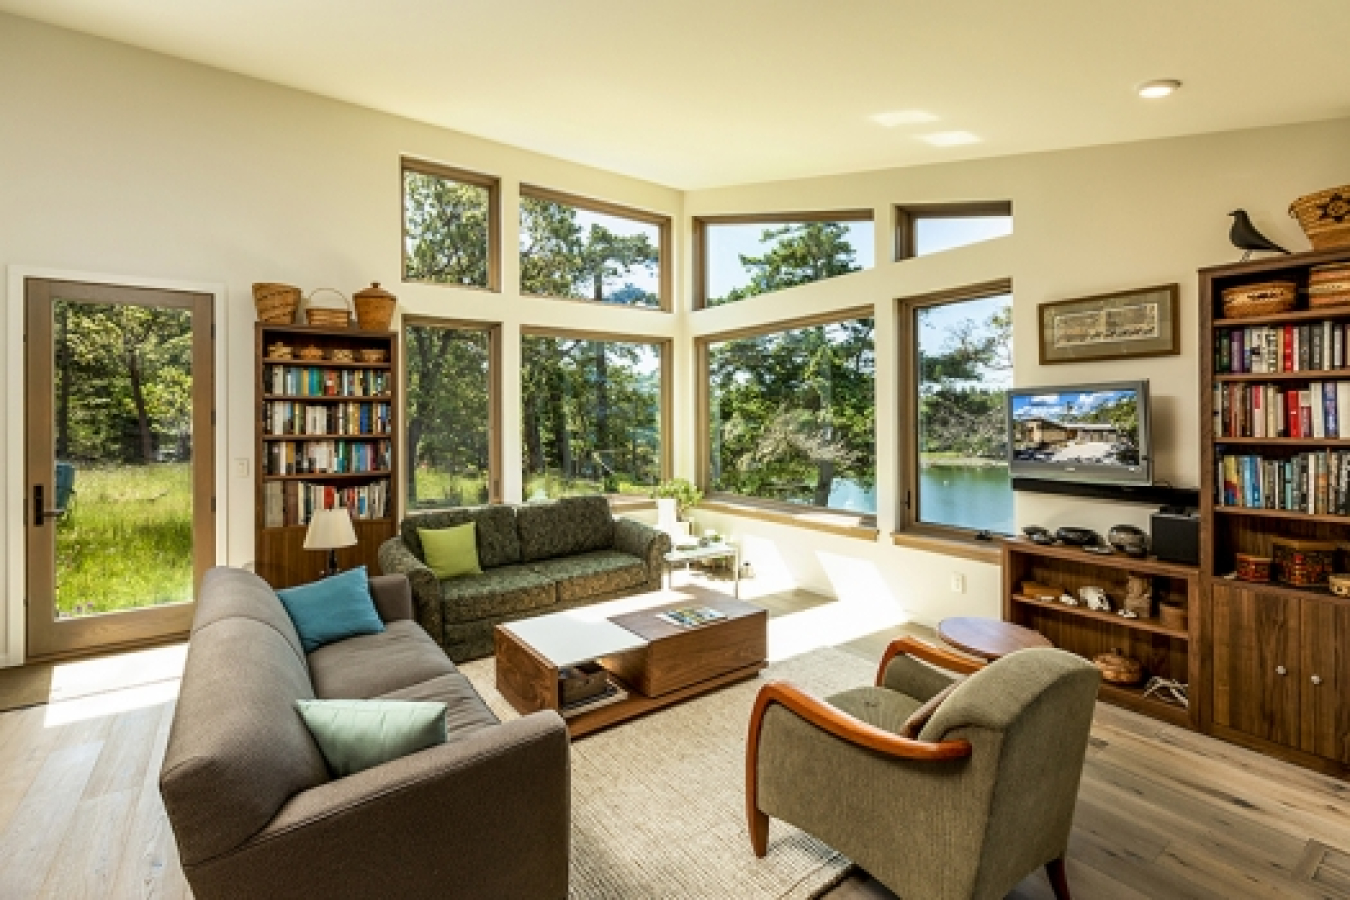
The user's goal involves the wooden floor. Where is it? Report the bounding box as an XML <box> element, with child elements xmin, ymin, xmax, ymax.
<box><xmin>0</xmin><ymin>583</ymin><xmax>1345</xmax><ymax>898</ymax></box>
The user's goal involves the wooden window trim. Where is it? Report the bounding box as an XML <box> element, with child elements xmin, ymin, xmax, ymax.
<box><xmin>400</xmin><ymin>157</ymin><xmax>502</xmax><ymax>293</ymax></box>
<box><xmin>692</xmin><ymin>209</ymin><xmax>875</xmax><ymax>310</ymax></box>
<box><xmin>896</xmin><ymin>278</ymin><xmax>1013</xmax><ymax>544</ymax></box>
<box><xmin>519</xmin><ymin>184</ymin><xmax>673</xmax><ymax>313</ymax></box>
<box><xmin>696</xmin><ymin>307</ymin><xmax>877</xmax><ymax>522</ymax></box>
<box><xmin>894</xmin><ymin>201</ymin><xmax>1013</xmax><ymax>261</ymax></box>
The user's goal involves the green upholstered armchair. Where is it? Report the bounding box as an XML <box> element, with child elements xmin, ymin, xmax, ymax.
<box><xmin>746</xmin><ymin>637</ymin><xmax>1100</xmax><ymax>900</ymax></box>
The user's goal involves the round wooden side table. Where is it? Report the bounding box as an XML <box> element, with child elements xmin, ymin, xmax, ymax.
<box><xmin>937</xmin><ymin>616</ymin><xmax>1052</xmax><ymax>661</ymax></box>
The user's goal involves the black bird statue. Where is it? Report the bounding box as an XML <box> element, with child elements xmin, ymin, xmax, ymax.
<box><xmin>1229</xmin><ymin>209</ymin><xmax>1289</xmax><ymax>260</ymax></box>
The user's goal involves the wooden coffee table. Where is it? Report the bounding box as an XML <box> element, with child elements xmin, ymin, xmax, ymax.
<box><xmin>494</xmin><ymin>586</ymin><xmax>767</xmax><ymax>738</ymax></box>
<box><xmin>937</xmin><ymin>616</ymin><xmax>1052</xmax><ymax>661</ymax></box>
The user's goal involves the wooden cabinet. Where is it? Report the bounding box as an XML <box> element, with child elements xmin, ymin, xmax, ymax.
<box><xmin>1208</xmin><ymin>584</ymin><xmax>1300</xmax><ymax>746</ymax></box>
<box><xmin>1299</xmin><ymin>595</ymin><xmax>1350</xmax><ymax>763</ymax></box>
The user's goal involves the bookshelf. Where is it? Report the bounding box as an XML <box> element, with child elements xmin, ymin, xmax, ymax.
<box><xmin>254</xmin><ymin>323</ymin><xmax>399</xmax><ymax>588</ymax></box>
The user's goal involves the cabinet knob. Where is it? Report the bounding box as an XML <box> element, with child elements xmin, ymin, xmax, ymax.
<box><xmin>1276</xmin><ymin>665</ymin><xmax>1287</xmax><ymax>676</ymax></box>
<box><xmin>1312</xmin><ymin>675</ymin><xmax>1323</xmax><ymax>686</ymax></box>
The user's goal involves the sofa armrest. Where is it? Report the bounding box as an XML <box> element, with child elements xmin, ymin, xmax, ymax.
<box><xmin>367</xmin><ymin>573</ymin><xmax>413</xmax><ymax>622</ymax></box>
<box><xmin>377</xmin><ymin>536</ymin><xmax>443</xmax><ymax>642</ymax></box>
<box><xmin>185</xmin><ymin>712</ymin><xmax>570</xmax><ymax>900</ymax></box>
<box><xmin>613</xmin><ymin>517</ymin><xmax>670</xmax><ymax>576</ymax></box>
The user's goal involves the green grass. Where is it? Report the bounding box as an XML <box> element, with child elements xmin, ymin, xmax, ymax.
<box><xmin>55</xmin><ymin>464</ymin><xmax>193</xmax><ymax>616</ymax></box>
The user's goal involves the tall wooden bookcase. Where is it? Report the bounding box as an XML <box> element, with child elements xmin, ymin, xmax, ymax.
<box><xmin>254</xmin><ymin>323</ymin><xmax>399</xmax><ymax>588</ymax></box>
<box><xmin>1199</xmin><ymin>246</ymin><xmax>1350</xmax><ymax>776</ymax></box>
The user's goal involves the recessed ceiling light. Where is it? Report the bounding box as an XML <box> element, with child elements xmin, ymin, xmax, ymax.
<box><xmin>920</xmin><ymin>131</ymin><xmax>981</xmax><ymax>147</ymax></box>
<box><xmin>1137</xmin><ymin>79</ymin><xmax>1182</xmax><ymax>99</ymax></box>
<box><xmin>870</xmin><ymin>110</ymin><xmax>938</xmax><ymax>127</ymax></box>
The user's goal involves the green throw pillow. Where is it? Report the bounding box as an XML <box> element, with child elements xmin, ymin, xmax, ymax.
<box><xmin>296</xmin><ymin>699</ymin><xmax>447</xmax><ymax>777</ymax></box>
<box><xmin>419</xmin><ymin>523</ymin><xmax>482</xmax><ymax>578</ymax></box>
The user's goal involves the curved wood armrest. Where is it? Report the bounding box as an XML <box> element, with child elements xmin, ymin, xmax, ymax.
<box><xmin>875</xmin><ymin>635</ymin><xmax>986</xmax><ymax>686</ymax></box>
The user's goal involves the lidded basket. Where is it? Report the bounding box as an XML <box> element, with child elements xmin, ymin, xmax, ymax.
<box><xmin>354</xmin><ymin>282</ymin><xmax>397</xmax><ymax>332</ymax></box>
<box><xmin>1289</xmin><ymin>184</ymin><xmax>1350</xmax><ymax>250</ymax></box>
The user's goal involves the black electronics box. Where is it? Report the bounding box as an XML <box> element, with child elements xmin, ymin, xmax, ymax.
<box><xmin>1151</xmin><ymin>510</ymin><xmax>1199</xmax><ymax>566</ymax></box>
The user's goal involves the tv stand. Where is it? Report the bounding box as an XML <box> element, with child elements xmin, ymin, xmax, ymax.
<box><xmin>1010</xmin><ymin>477</ymin><xmax>1199</xmax><ymax>508</ymax></box>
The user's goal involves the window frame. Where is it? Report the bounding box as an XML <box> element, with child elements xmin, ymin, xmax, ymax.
<box><xmin>518</xmin><ymin>184</ymin><xmax>673</xmax><ymax>313</ymax></box>
<box><xmin>518</xmin><ymin>326</ymin><xmax>673</xmax><ymax>501</ymax></box>
<box><xmin>400</xmin><ymin>315</ymin><xmax>504</xmax><ymax>509</ymax></box>
<box><xmin>691</xmin><ymin>209</ymin><xmax>875</xmax><ymax>311</ymax></box>
<box><xmin>695</xmin><ymin>307</ymin><xmax>879</xmax><ymax>529</ymax></box>
<box><xmin>400</xmin><ymin>157</ymin><xmax>502</xmax><ymax>293</ymax></box>
<box><xmin>896</xmin><ymin>278</ymin><xmax>1014</xmax><ymax>545</ymax></box>
<box><xmin>893</xmin><ymin>201</ymin><xmax>1013</xmax><ymax>261</ymax></box>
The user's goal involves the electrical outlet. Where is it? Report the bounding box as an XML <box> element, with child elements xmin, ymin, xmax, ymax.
<box><xmin>235</xmin><ymin>458</ymin><xmax>250</xmax><ymax>478</ymax></box>
<box><xmin>950</xmin><ymin>572</ymin><xmax>966</xmax><ymax>594</ymax></box>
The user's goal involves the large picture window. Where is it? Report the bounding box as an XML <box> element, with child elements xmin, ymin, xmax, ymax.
<box><xmin>402</xmin><ymin>159</ymin><xmax>499</xmax><ymax>290</ymax></box>
<box><xmin>895</xmin><ymin>202</ymin><xmax>1012</xmax><ymax>260</ymax></box>
<box><xmin>521</xmin><ymin>332</ymin><xmax>667</xmax><ymax>499</ymax></box>
<box><xmin>404</xmin><ymin>320</ymin><xmax>499</xmax><ymax>509</ymax></box>
<box><xmin>695</xmin><ymin>212</ymin><xmax>875</xmax><ymax>309</ymax></box>
<box><xmin>704</xmin><ymin>314</ymin><xmax>876</xmax><ymax>513</ymax></box>
<box><xmin>905</xmin><ymin>285</ymin><xmax>1014</xmax><ymax>535</ymax></box>
<box><xmin>519</xmin><ymin>186</ymin><xmax>670</xmax><ymax>310</ymax></box>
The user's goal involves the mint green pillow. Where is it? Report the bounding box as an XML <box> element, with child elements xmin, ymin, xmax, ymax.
<box><xmin>419</xmin><ymin>523</ymin><xmax>482</xmax><ymax>578</ymax></box>
<box><xmin>296</xmin><ymin>699</ymin><xmax>447</xmax><ymax>777</ymax></box>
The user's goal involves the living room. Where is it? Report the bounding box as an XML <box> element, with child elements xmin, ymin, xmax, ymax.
<box><xmin>1</xmin><ymin>3</ymin><xmax>1349</xmax><ymax>898</ymax></box>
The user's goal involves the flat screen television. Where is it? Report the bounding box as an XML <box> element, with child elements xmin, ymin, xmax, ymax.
<box><xmin>1006</xmin><ymin>380</ymin><xmax>1152</xmax><ymax>486</ymax></box>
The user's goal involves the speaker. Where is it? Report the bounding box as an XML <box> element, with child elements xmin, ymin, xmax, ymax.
<box><xmin>1151</xmin><ymin>510</ymin><xmax>1199</xmax><ymax>566</ymax></box>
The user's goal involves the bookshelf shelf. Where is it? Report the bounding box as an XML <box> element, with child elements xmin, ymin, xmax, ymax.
<box><xmin>262</xmin><ymin>434</ymin><xmax>391</xmax><ymax>441</ymax></box>
<box><xmin>1214</xmin><ymin>370</ymin><xmax>1348</xmax><ymax>382</ymax></box>
<box><xmin>262</xmin><ymin>471</ymin><xmax>393</xmax><ymax>481</ymax></box>
<box><xmin>263</xmin><ymin>357</ymin><xmax>392</xmax><ymax>370</ymax></box>
<box><xmin>1215</xmin><ymin>306</ymin><xmax>1350</xmax><ymax>327</ymax></box>
<box><xmin>262</xmin><ymin>394</ymin><xmax>393</xmax><ymax>402</ymax></box>
<box><xmin>1215</xmin><ymin>436</ymin><xmax>1350</xmax><ymax>446</ymax></box>
<box><xmin>1213</xmin><ymin>505</ymin><xmax>1350</xmax><ymax>524</ymax></box>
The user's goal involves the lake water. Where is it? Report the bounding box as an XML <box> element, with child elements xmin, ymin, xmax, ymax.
<box><xmin>826</xmin><ymin>464</ymin><xmax>1014</xmax><ymax>535</ymax></box>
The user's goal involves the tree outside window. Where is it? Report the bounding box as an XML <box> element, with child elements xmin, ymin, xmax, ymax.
<box><xmin>402</xmin><ymin>162</ymin><xmax>496</xmax><ymax>288</ymax></box>
<box><xmin>699</xmin><ymin>215</ymin><xmax>874</xmax><ymax>308</ymax></box>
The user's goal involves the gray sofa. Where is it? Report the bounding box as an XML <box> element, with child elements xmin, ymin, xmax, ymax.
<box><xmin>378</xmin><ymin>496</ymin><xmax>670</xmax><ymax>662</ymax></box>
<box><xmin>159</xmin><ymin>567</ymin><xmax>570</xmax><ymax>900</ymax></box>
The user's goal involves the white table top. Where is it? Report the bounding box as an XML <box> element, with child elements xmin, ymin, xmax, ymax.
<box><xmin>665</xmin><ymin>542</ymin><xmax>737</xmax><ymax>562</ymax></box>
<box><xmin>500</xmin><ymin>609</ymin><xmax>648</xmax><ymax>667</ymax></box>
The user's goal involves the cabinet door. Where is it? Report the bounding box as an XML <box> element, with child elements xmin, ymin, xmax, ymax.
<box><xmin>1301</xmin><ymin>596</ymin><xmax>1350</xmax><ymax>763</ymax></box>
<box><xmin>1210</xmin><ymin>585</ymin><xmax>1300</xmax><ymax>745</ymax></box>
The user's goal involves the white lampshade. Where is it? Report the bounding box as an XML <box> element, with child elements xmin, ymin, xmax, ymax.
<box><xmin>304</xmin><ymin>508</ymin><xmax>357</xmax><ymax>551</ymax></box>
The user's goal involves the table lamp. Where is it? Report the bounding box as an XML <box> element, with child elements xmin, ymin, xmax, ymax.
<box><xmin>304</xmin><ymin>508</ymin><xmax>357</xmax><ymax>577</ymax></box>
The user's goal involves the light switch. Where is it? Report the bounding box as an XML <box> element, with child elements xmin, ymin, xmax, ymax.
<box><xmin>235</xmin><ymin>458</ymin><xmax>250</xmax><ymax>478</ymax></box>
<box><xmin>950</xmin><ymin>573</ymin><xmax>966</xmax><ymax>594</ymax></box>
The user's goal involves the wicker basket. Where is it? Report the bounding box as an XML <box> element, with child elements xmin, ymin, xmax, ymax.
<box><xmin>1093</xmin><ymin>648</ymin><xmax>1143</xmax><ymax>685</ymax></box>
<box><xmin>303</xmin><ymin>288</ymin><xmax>351</xmax><ymax>328</ymax></box>
<box><xmin>252</xmin><ymin>283</ymin><xmax>301</xmax><ymax>324</ymax></box>
<box><xmin>1289</xmin><ymin>184</ymin><xmax>1350</xmax><ymax>250</ymax></box>
<box><xmin>1221</xmin><ymin>281</ymin><xmax>1297</xmax><ymax>318</ymax></box>
<box><xmin>353</xmin><ymin>282</ymin><xmax>396</xmax><ymax>332</ymax></box>
<box><xmin>1308</xmin><ymin>263</ymin><xmax>1350</xmax><ymax>309</ymax></box>
<box><xmin>297</xmin><ymin>344</ymin><xmax>325</xmax><ymax>361</ymax></box>
<box><xmin>357</xmin><ymin>348</ymin><xmax>388</xmax><ymax>364</ymax></box>
<box><xmin>329</xmin><ymin>348</ymin><xmax>355</xmax><ymax>363</ymax></box>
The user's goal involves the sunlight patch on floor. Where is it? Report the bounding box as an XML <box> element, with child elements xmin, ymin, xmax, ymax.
<box><xmin>767</xmin><ymin>553</ymin><xmax>906</xmax><ymax>662</ymax></box>
<box><xmin>46</xmin><ymin>642</ymin><xmax>187</xmax><ymax>704</ymax></box>
<box><xmin>43</xmin><ymin>676</ymin><xmax>179</xmax><ymax>728</ymax></box>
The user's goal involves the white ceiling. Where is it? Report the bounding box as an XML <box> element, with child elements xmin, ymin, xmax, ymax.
<box><xmin>4</xmin><ymin>0</ymin><xmax>1348</xmax><ymax>189</ymax></box>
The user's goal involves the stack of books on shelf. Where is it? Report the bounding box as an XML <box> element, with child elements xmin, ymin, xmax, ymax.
<box><xmin>1214</xmin><ymin>381</ymin><xmax>1350</xmax><ymax>438</ymax></box>
<box><xmin>264</xmin><ymin>364</ymin><xmax>390</xmax><ymax>397</ymax></box>
<box><xmin>264</xmin><ymin>439</ymin><xmax>392</xmax><ymax>475</ymax></box>
<box><xmin>263</xmin><ymin>479</ymin><xmax>390</xmax><ymax>527</ymax></box>
<box><xmin>1217</xmin><ymin>452</ymin><xmax>1350</xmax><ymax>515</ymax></box>
<box><xmin>263</xmin><ymin>400</ymin><xmax>392</xmax><ymax>436</ymax></box>
<box><xmin>1215</xmin><ymin>320</ymin><xmax>1350</xmax><ymax>374</ymax></box>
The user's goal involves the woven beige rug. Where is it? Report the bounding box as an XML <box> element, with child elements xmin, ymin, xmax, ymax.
<box><xmin>459</xmin><ymin>646</ymin><xmax>873</xmax><ymax>900</ymax></box>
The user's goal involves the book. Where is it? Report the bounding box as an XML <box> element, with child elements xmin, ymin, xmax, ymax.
<box><xmin>656</xmin><ymin>606</ymin><xmax>729</xmax><ymax>628</ymax></box>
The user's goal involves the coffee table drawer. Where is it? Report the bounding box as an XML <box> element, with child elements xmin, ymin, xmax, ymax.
<box><xmin>604</xmin><ymin>611</ymin><xmax>767</xmax><ymax>697</ymax></box>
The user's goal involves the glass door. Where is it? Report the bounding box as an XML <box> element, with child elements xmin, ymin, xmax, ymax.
<box><xmin>24</xmin><ymin>279</ymin><xmax>215</xmax><ymax>660</ymax></box>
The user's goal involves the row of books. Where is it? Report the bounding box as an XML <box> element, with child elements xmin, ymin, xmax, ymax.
<box><xmin>264</xmin><ymin>365</ymin><xmax>391</xmax><ymax>398</ymax></box>
<box><xmin>1214</xmin><ymin>381</ymin><xmax>1350</xmax><ymax>439</ymax></box>
<box><xmin>1217</xmin><ymin>452</ymin><xmax>1350</xmax><ymax>516</ymax></box>
<box><xmin>262</xmin><ymin>479</ymin><xmax>390</xmax><ymax>528</ymax></box>
<box><xmin>263</xmin><ymin>439</ymin><xmax>392</xmax><ymax>476</ymax></box>
<box><xmin>262</xmin><ymin>401</ymin><xmax>392</xmax><ymax>437</ymax></box>
<box><xmin>1215</xmin><ymin>321</ymin><xmax>1350</xmax><ymax>374</ymax></box>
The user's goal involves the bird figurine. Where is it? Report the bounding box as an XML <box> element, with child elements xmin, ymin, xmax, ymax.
<box><xmin>1229</xmin><ymin>209</ymin><xmax>1289</xmax><ymax>260</ymax></box>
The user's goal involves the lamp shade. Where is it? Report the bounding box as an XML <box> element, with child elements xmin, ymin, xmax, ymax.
<box><xmin>304</xmin><ymin>508</ymin><xmax>358</xmax><ymax>551</ymax></box>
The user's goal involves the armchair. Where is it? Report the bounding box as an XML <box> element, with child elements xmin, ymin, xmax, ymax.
<box><xmin>746</xmin><ymin>637</ymin><xmax>1099</xmax><ymax>900</ymax></box>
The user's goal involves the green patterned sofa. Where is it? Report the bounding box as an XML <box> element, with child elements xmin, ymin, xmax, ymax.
<box><xmin>378</xmin><ymin>496</ymin><xmax>670</xmax><ymax>661</ymax></box>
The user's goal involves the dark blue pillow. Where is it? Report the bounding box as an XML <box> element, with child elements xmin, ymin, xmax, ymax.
<box><xmin>276</xmin><ymin>566</ymin><xmax>385</xmax><ymax>653</ymax></box>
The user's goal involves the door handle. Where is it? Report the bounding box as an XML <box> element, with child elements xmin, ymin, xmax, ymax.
<box><xmin>32</xmin><ymin>484</ymin><xmax>65</xmax><ymax>526</ymax></box>
<box><xmin>1312</xmin><ymin>675</ymin><xmax>1323</xmax><ymax>686</ymax></box>
<box><xmin>1275</xmin><ymin>665</ymin><xmax>1287</xmax><ymax>676</ymax></box>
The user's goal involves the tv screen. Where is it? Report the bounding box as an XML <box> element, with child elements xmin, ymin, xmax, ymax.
<box><xmin>1007</xmin><ymin>380</ymin><xmax>1152</xmax><ymax>486</ymax></box>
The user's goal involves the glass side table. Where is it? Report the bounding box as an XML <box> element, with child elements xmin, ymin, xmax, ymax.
<box><xmin>663</xmin><ymin>543</ymin><xmax>741</xmax><ymax>599</ymax></box>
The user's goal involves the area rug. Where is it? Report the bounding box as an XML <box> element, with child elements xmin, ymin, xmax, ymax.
<box><xmin>459</xmin><ymin>646</ymin><xmax>873</xmax><ymax>900</ymax></box>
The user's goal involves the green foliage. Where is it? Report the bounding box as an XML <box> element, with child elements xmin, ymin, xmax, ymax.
<box><xmin>650</xmin><ymin>478</ymin><xmax>702</xmax><ymax>519</ymax></box>
<box><xmin>520</xmin><ymin>198</ymin><xmax>659</xmax><ymax>307</ymax></box>
<box><xmin>916</xmin><ymin>299</ymin><xmax>1013</xmax><ymax>462</ymax></box>
<box><xmin>403</xmin><ymin>171</ymin><xmax>490</xmax><ymax>286</ymax></box>
<box><xmin>405</xmin><ymin>326</ymin><xmax>492</xmax><ymax>509</ymax></box>
<box><xmin>707</xmin><ymin>222</ymin><xmax>861</xmax><ymax>307</ymax></box>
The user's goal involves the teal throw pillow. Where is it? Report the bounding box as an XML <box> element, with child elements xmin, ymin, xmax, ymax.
<box><xmin>276</xmin><ymin>566</ymin><xmax>384</xmax><ymax>653</ymax></box>
<box><xmin>419</xmin><ymin>523</ymin><xmax>483</xmax><ymax>579</ymax></box>
<box><xmin>296</xmin><ymin>699</ymin><xmax>447</xmax><ymax>777</ymax></box>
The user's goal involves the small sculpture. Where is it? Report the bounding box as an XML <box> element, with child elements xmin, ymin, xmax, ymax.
<box><xmin>1079</xmin><ymin>586</ymin><xmax>1111</xmax><ymax>612</ymax></box>
<box><xmin>1123</xmin><ymin>574</ymin><xmax>1153</xmax><ymax>619</ymax></box>
<box><xmin>1059</xmin><ymin>592</ymin><xmax>1080</xmax><ymax>607</ymax></box>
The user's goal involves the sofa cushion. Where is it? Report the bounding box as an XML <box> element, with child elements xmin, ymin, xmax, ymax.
<box><xmin>297</xmin><ymin>699</ymin><xmax>448</xmax><ymax>777</ymax></box>
<box><xmin>516</xmin><ymin>496</ymin><xmax>616</xmax><ymax>562</ymax></box>
<box><xmin>402</xmin><ymin>505</ymin><xmax>521</xmax><ymax>569</ymax></box>
<box><xmin>825</xmin><ymin>686</ymin><xmax>924</xmax><ymax>735</ymax></box>
<box><xmin>277</xmin><ymin>566</ymin><xmax>385</xmax><ymax>653</ymax></box>
<box><xmin>528</xmin><ymin>550</ymin><xmax>648</xmax><ymax>602</ymax></box>
<box><xmin>308</xmin><ymin>620</ymin><xmax>458</xmax><ymax>699</ymax></box>
<box><xmin>420</xmin><ymin>523</ymin><xmax>483</xmax><ymax>579</ymax></box>
<box><xmin>440</xmin><ymin>564</ymin><xmax>557</xmax><ymax>625</ymax></box>
<box><xmin>378</xmin><ymin>673</ymin><xmax>501</xmax><ymax>743</ymax></box>
<box><xmin>190</xmin><ymin>566</ymin><xmax>307</xmax><ymax>663</ymax></box>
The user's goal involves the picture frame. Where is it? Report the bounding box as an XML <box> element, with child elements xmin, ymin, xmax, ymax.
<box><xmin>1037</xmin><ymin>284</ymin><xmax>1180</xmax><ymax>364</ymax></box>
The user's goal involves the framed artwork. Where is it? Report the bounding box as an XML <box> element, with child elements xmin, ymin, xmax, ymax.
<box><xmin>1037</xmin><ymin>284</ymin><xmax>1180</xmax><ymax>364</ymax></box>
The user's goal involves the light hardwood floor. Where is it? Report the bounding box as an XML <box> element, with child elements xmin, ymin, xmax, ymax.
<box><xmin>0</xmin><ymin>584</ymin><xmax>1345</xmax><ymax>898</ymax></box>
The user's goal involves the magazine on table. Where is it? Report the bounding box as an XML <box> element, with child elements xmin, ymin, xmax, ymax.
<box><xmin>559</xmin><ymin>683</ymin><xmax>628</xmax><ymax>718</ymax></box>
<box><xmin>656</xmin><ymin>606</ymin><xmax>728</xmax><ymax>628</ymax></box>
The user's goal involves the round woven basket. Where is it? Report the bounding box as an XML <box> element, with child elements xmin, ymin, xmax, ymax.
<box><xmin>303</xmin><ymin>288</ymin><xmax>351</xmax><ymax>328</ymax></box>
<box><xmin>353</xmin><ymin>282</ymin><xmax>397</xmax><ymax>332</ymax></box>
<box><xmin>1221</xmin><ymin>281</ymin><xmax>1297</xmax><ymax>318</ymax></box>
<box><xmin>1290</xmin><ymin>184</ymin><xmax>1350</xmax><ymax>250</ymax></box>
<box><xmin>1309</xmin><ymin>263</ymin><xmax>1350</xmax><ymax>309</ymax></box>
<box><xmin>252</xmin><ymin>283</ymin><xmax>301</xmax><ymax>323</ymax></box>
<box><xmin>1093</xmin><ymin>648</ymin><xmax>1143</xmax><ymax>685</ymax></box>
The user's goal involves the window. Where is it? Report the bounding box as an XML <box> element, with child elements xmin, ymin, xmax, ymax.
<box><xmin>402</xmin><ymin>158</ymin><xmax>500</xmax><ymax>290</ymax></box>
<box><xmin>903</xmin><ymin>284</ymin><xmax>1014</xmax><ymax>535</ymax></box>
<box><xmin>404</xmin><ymin>320</ymin><xmax>499</xmax><ymax>509</ymax></box>
<box><xmin>519</xmin><ymin>185</ymin><xmax>670</xmax><ymax>310</ymax></box>
<box><xmin>895</xmin><ymin>202</ymin><xmax>1012</xmax><ymax>260</ymax></box>
<box><xmin>521</xmin><ymin>331</ymin><xmax>668</xmax><ymax>499</ymax></box>
<box><xmin>695</xmin><ymin>212</ymin><xmax>875</xmax><ymax>309</ymax></box>
<box><xmin>703</xmin><ymin>313</ymin><xmax>876</xmax><ymax>513</ymax></box>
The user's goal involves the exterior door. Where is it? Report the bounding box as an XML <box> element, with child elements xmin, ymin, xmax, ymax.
<box><xmin>1300</xmin><ymin>596</ymin><xmax>1350</xmax><ymax>763</ymax></box>
<box><xmin>1209</xmin><ymin>584</ymin><xmax>1300</xmax><ymax>746</ymax></box>
<box><xmin>24</xmin><ymin>279</ymin><xmax>214</xmax><ymax>660</ymax></box>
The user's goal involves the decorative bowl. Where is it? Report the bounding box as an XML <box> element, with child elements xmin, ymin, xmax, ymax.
<box><xmin>1093</xmin><ymin>648</ymin><xmax>1144</xmax><ymax>685</ymax></box>
<box><xmin>1107</xmin><ymin>524</ymin><xmax>1149</xmax><ymax>558</ymax></box>
<box><xmin>1055</xmin><ymin>526</ymin><xmax>1100</xmax><ymax>547</ymax></box>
